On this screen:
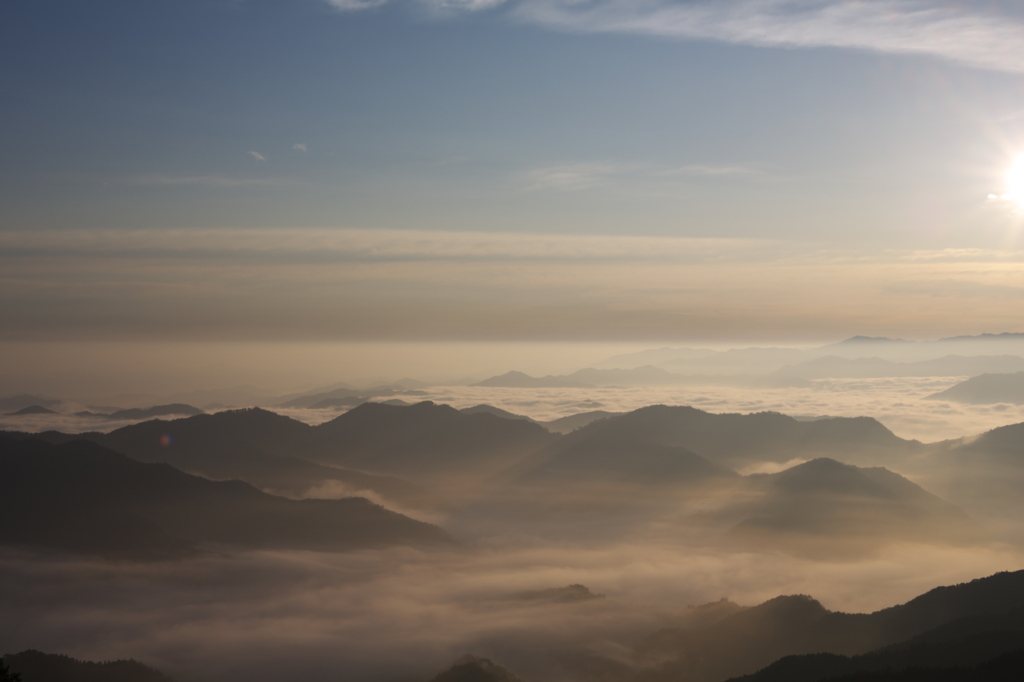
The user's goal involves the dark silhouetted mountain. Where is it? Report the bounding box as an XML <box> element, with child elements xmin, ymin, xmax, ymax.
<box><xmin>565</xmin><ymin>366</ymin><xmax>680</xmax><ymax>386</ymax></box>
<box><xmin>635</xmin><ymin>570</ymin><xmax>1024</xmax><ymax>682</ymax></box>
<box><xmin>307</xmin><ymin>396</ymin><xmax>368</xmax><ymax>409</ymax></box>
<box><xmin>539</xmin><ymin>410</ymin><xmax>623</xmax><ymax>434</ymax></box>
<box><xmin>939</xmin><ymin>421</ymin><xmax>1024</xmax><ymax>464</ymax></box>
<box><xmin>0</xmin><ymin>435</ymin><xmax>452</xmax><ymax>558</ymax></box>
<box><xmin>775</xmin><ymin>355</ymin><xmax>1024</xmax><ymax>380</ymax></box>
<box><xmin>510</xmin><ymin>584</ymin><xmax>604</xmax><ymax>604</ymax></box>
<box><xmin>727</xmin><ymin>459</ymin><xmax>978</xmax><ymax>557</ymax></box>
<box><xmin>729</xmin><ymin>605</ymin><xmax>1024</xmax><ymax>682</ymax></box>
<box><xmin>521</xmin><ymin>436</ymin><xmax>736</xmax><ymax>487</ymax></box>
<box><xmin>927</xmin><ymin>371</ymin><xmax>1024</xmax><ymax>404</ymax></box>
<box><xmin>459</xmin><ymin>404</ymin><xmax>534</xmax><ymax>421</ymax></box>
<box><xmin>100</xmin><ymin>407</ymin><xmax>312</xmax><ymax>457</ymax></box>
<box><xmin>657</xmin><ymin>347</ymin><xmax>812</xmax><ymax>374</ymax></box>
<box><xmin>915</xmin><ymin>419</ymin><xmax>1024</xmax><ymax>533</ymax></box>
<box><xmin>474</xmin><ymin>371</ymin><xmax>592</xmax><ymax>388</ymax></box>
<box><xmin>833</xmin><ymin>336</ymin><xmax>910</xmax><ymax>345</ymax></box>
<box><xmin>275</xmin><ymin>384</ymin><xmax>419</xmax><ymax>409</ymax></box>
<box><xmin>938</xmin><ymin>331</ymin><xmax>1024</xmax><ymax>343</ymax></box>
<box><xmin>77</xmin><ymin>404</ymin><xmax>204</xmax><ymax>420</ymax></box>
<box><xmin>554</xmin><ymin>405</ymin><xmax>917</xmax><ymax>468</ymax></box>
<box><xmin>80</xmin><ymin>408</ymin><xmax>426</xmax><ymax>504</ymax></box>
<box><xmin>0</xmin><ymin>394</ymin><xmax>61</xmax><ymax>413</ymax></box>
<box><xmin>427</xmin><ymin>656</ymin><xmax>524</xmax><ymax>682</ymax></box>
<box><xmin>10</xmin><ymin>403</ymin><xmax>551</xmax><ymax>500</ymax></box>
<box><xmin>310</xmin><ymin>401</ymin><xmax>555</xmax><ymax>478</ymax></box>
<box><xmin>4</xmin><ymin>404</ymin><xmax>57</xmax><ymax>416</ymax></box>
<box><xmin>596</xmin><ymin>346</ymin><xmax>718</xmax><ymax>369</ymax></box>
<box><xmin>275</xmin><ymin>386</ymin><xmax>367</xmax><ymax>408</ymax></box>
<box><xmin>3</xmin><ymin>650</ymin><xmax>172</xmax><ymax>682</ymax></box>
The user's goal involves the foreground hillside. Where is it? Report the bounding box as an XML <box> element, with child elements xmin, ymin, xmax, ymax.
<box><xmin>0</xmin><ymin>435</ymin><xmax>453</xmax><ymax>558</ymax></box>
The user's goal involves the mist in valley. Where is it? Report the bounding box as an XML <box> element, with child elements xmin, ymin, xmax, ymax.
<box><xmin>5</xmin><ymin>335</ymin><xmax>1024</xmax><ymax>682</ymax></box>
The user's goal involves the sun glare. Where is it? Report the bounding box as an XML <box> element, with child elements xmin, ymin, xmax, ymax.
<box><xmin>1005</xmin><ymin>155</ymin><xmax>1024</xmax><ymax>208</ymax></box>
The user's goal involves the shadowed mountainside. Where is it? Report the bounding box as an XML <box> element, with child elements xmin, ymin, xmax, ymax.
<box><xmin>729</xmin><ymin>606</ymin><xmax>1024</xmax><ymax>682</ymax></box>
<box><xmin>4</xmin><ymin>408</ymin><xmax>430</xmax><ymax>506</ymax></box>
<box><xmin>634</xmin><ymin>570</ymin><xmax>1024</xmax><ymax>682</ymax></box>
<box><xmin>309</xmin><ymin>401</ymin><xmax>555</xmax><ymax>478</ymax></box>
<box><xmin>927</xmin><ymin>371</ymin><xmax>1024</xmax><ymax>404</ymax></box>
<box><xmin>0</xmin><ymin>435</ymin><xmax>452</xmax><ymax>559</ymax></box>
<box><xmin>538</xmin><ymin>410</ymin><xmax>623</xmax><ymax>434</ymax></box>
<box><xmin>724</xmin><ymin>458</ymin><xmax>980</xmax><ymax>558</ymax></box>
<box><xmin>426</xmin><ymin>656</ymin><xmax>525</xmax><ymax>682</ymax></box>
<box><xmin>547</xmin><ymin>405</ymin><xmax>919</xmax><ymax>468</ymax></box>
<box><xmin>773</xmin><ymin>355</ymin><xmax>1024</xmax><ymax>380</ymax></box>
<box><xmin>77</xmin><ymin>404</ymin><xmax>204</xmax><ymax>420</ymax></box>
<box><xmin>3</xmin><ymin>650</ymin><xmax>173</xmax><ymax>682</ymax></box>
<box><xmin>3</xmin><ymin>405</ymin><xmax>57</xmax><ymax>416</ymax></box>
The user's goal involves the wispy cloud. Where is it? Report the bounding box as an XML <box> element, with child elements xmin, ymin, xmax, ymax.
<box><xmin>292</xmin><ymin>143</ymin><xmax>308</xmax><ymax>152</ymax></box>
<box><xmin>429</xmin><ymin>0</ymin><xmax>507</xmax><ymax>10</ymax></box>
<box><xmin>248</xmin><ymin>151</ymin><xmax>267</xmax><ymax>162</ymax></box>
<box><xmin>524</xmin><ymin>163</ymin><xmax>619</xmax><ymax>191</ymax></box>
<box><xmin>325</xmin><ymin>0</ymin><xmax>389</xmax><ymax>10</ymax></box>
<box><xmin>659</xmin><ymin>164</ymin><xmax>760</xmax><ymax>178</ymax></box>
<box><xmin>512</xmin><ymin>0</ymin><xmax>1024</xmax><ymax>74</ymax></box>
<box><xmin>120</xmin><ymin>175</ymin><xmax>282</xmax><ymax>188</ymax></box>
<box><xmin>323</xmin><ymin>1</ymin><xmax>1024</xmax><ymax>74</ymax></box>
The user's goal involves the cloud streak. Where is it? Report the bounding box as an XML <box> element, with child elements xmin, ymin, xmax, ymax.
<box><xmin>516</xmin><ymin>0</ymin><xmax>1024</xmax><ymax>73</ymax></box>
<box><xmin>327</xmin><ymin>0</ymin><xmax>1024</xmax><ymax>74</ymax></box>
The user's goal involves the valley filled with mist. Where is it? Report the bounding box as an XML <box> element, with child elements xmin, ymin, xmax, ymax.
<box><xmin>5</xmin><ymin>334</ymin><xmax>1024</xmax><ymax>682</ymax></box>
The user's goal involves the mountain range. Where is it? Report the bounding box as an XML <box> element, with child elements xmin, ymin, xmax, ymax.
<box><xmin>0</xmin><ymin>435</ymin><xmax>452</xmax><ymax>559</ymax></box>
<box><xmin>422</xmin><ymin>570</ymin><xmax>1024</xmax><ymax>682</ymax></box>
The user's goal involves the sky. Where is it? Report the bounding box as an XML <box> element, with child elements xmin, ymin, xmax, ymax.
<box><xmin>6</xmin><ymin>0</ymin><xmax>1024</xmax><ymax>392</ymax></box>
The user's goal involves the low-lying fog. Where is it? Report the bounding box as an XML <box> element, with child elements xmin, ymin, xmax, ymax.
<box><xmin>3</xmin><ymin>541</ymin><xmax>1022</xmax><ymax>682</ymax></box>
<box><xmin>7</xmin><ymin>371</ymin><xmax>1024</xmax><ymax>681</ymax></box>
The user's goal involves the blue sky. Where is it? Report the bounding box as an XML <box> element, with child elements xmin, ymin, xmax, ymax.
<box><xmin>6</xmin><ymin>1</ymin><xmax>1024</xmax><ymax>389</ymax></box>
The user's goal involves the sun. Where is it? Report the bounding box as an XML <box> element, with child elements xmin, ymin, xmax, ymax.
<box><xmin>1005</xmin><ymin>155</ymin><xmax>1024</xmax><ymax>208</ymax></box>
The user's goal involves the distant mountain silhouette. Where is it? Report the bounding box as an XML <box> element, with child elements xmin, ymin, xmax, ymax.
<box><xmin>938</xmin><ymin>332</ymin><xmax>1024</xmax><ymax>342</ymax></box>
<box><xmin>310</xmin><ymin>401</ymin><xmax>555</xmax><ymax>478</ymax></box>
<box><xmin>0</xmin><ymin>435</ymin><xmax>452</xmax><ymax>558</ymax></box>
<box><xmin>635</xmin><ymin>570</ymin><xmax>1024</xmax><ymax>682</ymax></box>
<box><xmin>595</xmin><ymin>334</ymin><xmax>1024</xmax><ymax>374</ymax></box>
<box><xmin>595</xmin><ymin>346</ymin><xmax>718</xmax><ymax>369</ymax></box>
<box><xmin>832</xmin><ymin>336</ymin><xmax>910</xmax><ymax>345</ymax></box>
<box><xmin>474</xmin><ymin>371</ymin><xmax>592</xmax><ymax>388</ymax></box>
<box><xmin>276</xmin><ymin>384</ymin><xmax>424</xmax><ymax>409</ymax></box>
<box><xmin>427</xmin><ymin>656</ymin><xmax>525</xmax><ymax>682</ymax></box>
<box><xmin>774</xmin><ymin>355</ymin><xmax>1024</xmax><ymax>380</ymax></box>
<box><xmin>539</xmin><ymin>410</ymin><xmax>623</xmax><ymax>434</ymax></box>
<box><xmin>477</xmin><ymin>366</ymin><xmax>809</xmax><ymax>388</ymax></box>
<box><xmin>939</xmin><ymin>421</ymin><xmax>1024</xmax><ymax>463</ymax></box>
<box><xmin>726</xmin><ymin>459</ymin><xmax>979</xmax><ymax>557</ymax></box>
<box><xmin>459</xmin><ymin>404</ymin><xmax>535</xmax><ymax>421</ymax></box>
<box><xmin>0</xmin><ymin>394</ymin><xmax>61</xmax><ymax>412</ymax></box>
<box><xmin>553</xmin><ymin>405</ymin><xmax>917</xmax><ymax>468</ymax></box>
<box><xmin>510</xmin><ymin>583</ymin><xmax>604</xmax><ymax>604</ymax></box>
<box><xmin>275</xmin><ymin>386</ymin><xmax>367</xmax><ymax>408</ymax></box>
<box><xmin>927</xmin><ymin>371</ymin><xmax>1024</xmax><ymax>404</ymax></box>
<box><xmin>4</xmin><ymin>404</ymin><xmax>57</xmax><ymax>416</ymax></box>
<box><xmin>5</xmin><ymin>403</ymin><xmax>551</xmax><ymax>501</ymax></box>
<box><xmin>3</xmin><ymin>650</ymin><xmax>172</xmax><ymax>682</ymax></box>
<box><xmin>87</xmin><ymin>408</ymin><xmax>427</xmax><ymax>504</ymax></box>
<box><xmin>76</xmin><ymin>404</ymin><xmax>204</xmax><ymax>420</ymax></box>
